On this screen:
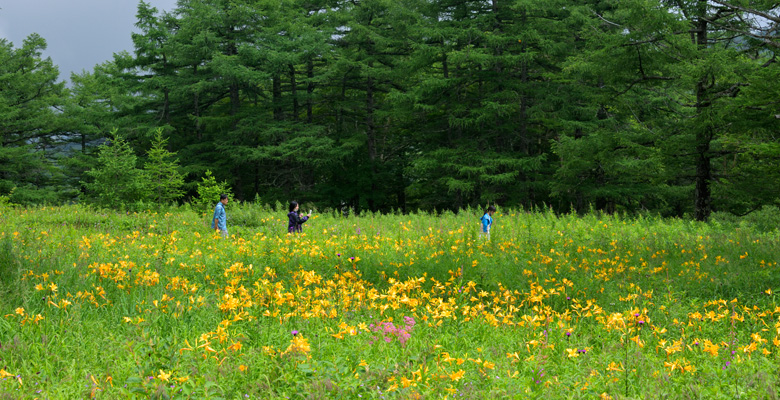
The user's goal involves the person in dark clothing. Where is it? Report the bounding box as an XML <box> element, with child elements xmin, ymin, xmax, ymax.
<box><xmin>287</xmin><ymin>201</ymin><xmax>311</xmax><ymax>233</ymax></box>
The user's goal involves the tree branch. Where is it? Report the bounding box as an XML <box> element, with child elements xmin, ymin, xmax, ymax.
<box><xmin>709</xmin><ymin>21</ymin><xmax>780</xmax><ymax>49</ymax></box>
<box><xmin>708</xmin><ymin>0</ymin><xmax>780</xmax><ymax>24</ymax></box>
<box><xmin>733</xmin><ymin>204</ymin><xmax>763</xmax><ymax>217</ymax></box>
<box><xmin>710</xmin><ymin>83</ymin><xmax>749</xmax><ymax>100</ymax></box>
<box><xmin>593</xmin><ymin>11</ymin><xmax>622</xmax><ymax>28</ymax></box>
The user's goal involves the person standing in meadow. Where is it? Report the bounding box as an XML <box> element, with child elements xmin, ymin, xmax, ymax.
<box><xmin>288</xmin><ymin>201</ymin><xmax>311</xmax><ymax>234</ymax></box>
<box><xmin>480</xmin><ymin>205</ymin><xmax>496</xmax><ymax>239</ymax></box>
<box><xmin>212</xmin><ymin>194</ymin><xmax>229</xmax><ymax>238</ymax></box>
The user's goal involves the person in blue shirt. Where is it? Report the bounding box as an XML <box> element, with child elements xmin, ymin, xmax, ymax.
<box><xmin>212</xmin><ymin>194</ymin><xmax>229</xmax><ymax>237</ymax></box>
<box><xmin>480</xmin><ymin>205</ymin><xmax>496</xmax><ymax>238</ymax></box>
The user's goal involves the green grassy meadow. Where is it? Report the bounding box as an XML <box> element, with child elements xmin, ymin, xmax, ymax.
<box><xmin>1</xmin><ymin>204</ymin><xmax>779</xmax><ymax>399</ymax></box>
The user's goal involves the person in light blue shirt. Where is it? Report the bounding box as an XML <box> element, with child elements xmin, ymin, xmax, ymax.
<box><xmin>212</xmin><ymin>194</ymin><xmax>229</xmax><ymax>237</ymax></box>
<box><xmin>480</xmin><ymin>205</ymin><xmax>496</xmax><ymax>238</ymax></box>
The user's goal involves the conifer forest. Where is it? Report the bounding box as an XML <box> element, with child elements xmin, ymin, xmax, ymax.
<box><xmin>1</xmin><ymin>0</ymin><xmax>779</xmax><ymax>219</ymax></box>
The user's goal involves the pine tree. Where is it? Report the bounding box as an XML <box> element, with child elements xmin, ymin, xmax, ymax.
<box><xmin>83</xmin><ymin>129</ymin><xmax>150</xmax><ymax>208</ymax></box>
<box><xmin>195</xmin><ymin>170</ymin><xmax>232</xmax><ymax>214</ymax></box>
<box><xmin>397</xmin><ymin>0</ymin><xmax>579</xmax><ymax>209</ymax></box>
<box><xmin>554</xmin><ymin>0</ymin><xmax>770</xmax><ymax>218</ymax></box>
<box><xmin>0</xmin><ymin>34</ymin><xmax>66</xmax><ymax>204</ymax></box>
<box><xmin>145</xmin><ymin>128</ymin><xmax>185</xmax><ymax>204</ymax></box>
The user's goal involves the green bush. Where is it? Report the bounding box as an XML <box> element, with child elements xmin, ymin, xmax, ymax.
<box><xmin>82</xmin><ymin>129</ymin><xmax>150</xmax><ymax>208</ymax></box>
<box><xmin>194</xmin><ymin>170</ymin><xmax>232</xmax><ymax>216</ymax></box>
<box><xmin>711</xmin><ymin>205</ymin><xmax>780</xmax><ymax>234</ymax></box>
<box><xmin>144</xmin><ymin>129</ymin><xmax>185</xmax><ymax>204</ymax></box>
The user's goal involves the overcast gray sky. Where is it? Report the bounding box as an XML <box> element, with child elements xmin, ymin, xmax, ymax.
<box><xmin>0</xmin><ymin>0</ymin><xmax>178</xmax><ymax>82</ymax></box>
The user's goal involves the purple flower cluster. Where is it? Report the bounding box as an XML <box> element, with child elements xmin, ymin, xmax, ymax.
<box><xmin>535</xmin><ymin>368</ymin><xmax>545</xmax><ymax>384</ymax></box>
<box><xmin>369</xmin><ymin>316</ymin><xmax>416</xmax><ymax>347</ymax></box>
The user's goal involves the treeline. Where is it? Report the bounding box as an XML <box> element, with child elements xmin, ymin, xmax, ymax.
<box><xmin>1</xmin><ymin>0</ymin><xmax>778</xmax><ymax>219</ymax></box>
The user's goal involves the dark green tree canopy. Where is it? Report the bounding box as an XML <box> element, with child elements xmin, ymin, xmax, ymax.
<box><xmin>1</xmin><ymin>0</ymin><xmax>777</xmax><ymax>218</ymax></box>
<box><xmin>0</xmin><ymin>34</ymin><xmax>67</xmax><ymax>203</ymax></box>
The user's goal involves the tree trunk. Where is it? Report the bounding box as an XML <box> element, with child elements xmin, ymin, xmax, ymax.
<box><xmin>307</xmin><ymin>59</ymin><xmax>314</xmax><ymax>124</ymax></box>
<box><xmin>693</xmin><ymin>3</ymin><xmax>712</xmax><ymax>221</ymax></box>
<box><xmin>273</xmin><ymin>74</ymin><xmax>283</xmax><ymax>121</ymax></box>
<box><xmin>337</xmin><ymin>74</ymin><xmax>347</xmax><ymax>134</ymax></box>
<box><xmin>162</xmin><ymin>54</ymin><xmax>170</xmax><ymax>124</ymax></box>
<box><xmin>290</xmin><ymin>64</ymin><xmax>299</xmax><ymax>121</ymax></box>
<box><xmin>230</xmin><ymin>82</ymin><xmax>239</xmax><ymax>128</ymax></box>
<box><xmin>442</xmin><ymin>49</ymin><xmax>453</xmax><ymax>140</ymax></box>
<box><xmin>694</xmin><ymin>127</ymin><xmax>712</xmax><ymax>221</ymax></box>
<box><xmin>193</xmin><ymin>64</ymin><xmax>202</xmax><ymax>140</ymax></box>
<box><xmin>162</xmin><ymin>88</ymin><xmax>170</xmax><ymax>125</ymax></box>
<box><xmin>366</xmin><ymin>69</ymin><xmax>377</xmax><ymax>210</ymax></box>
<box><xmin>519</xmin><ymin>9</ymin><xmax>529</xmax><ymax>155</ymax></box>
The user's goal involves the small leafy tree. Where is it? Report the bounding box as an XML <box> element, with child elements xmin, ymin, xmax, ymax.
<box><xmin>145</xmin><ymin>128</ymin><xmax>185</xmax><ymax>204</ymax></box>
<box><xmin>0</xmin><ymin>188</ymin><xmax>14</xmax><ymax>207</ymax></box>
<box><xmin>194</xmin><ymin>170</ymin><xmax>232</xmax><ymax>214</ymax></box>
<box><xmin>83</xmin><ymin>129</ymin><xmax>150</xmax><ymax>208</ymax></box>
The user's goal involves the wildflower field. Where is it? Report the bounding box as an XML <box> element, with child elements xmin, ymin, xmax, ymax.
<box><xmin>1</xmin><ymin>205</ymin><xmax>780</xmax><ymax>399</ymax></box>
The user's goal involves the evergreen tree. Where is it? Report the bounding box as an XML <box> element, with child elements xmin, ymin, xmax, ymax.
<box><xmin>0</xmin><ymin>34</ymin><xmax>66</xmax><ymax>204</ymax></box>
<box><xmin>705</xmin><ymin>1</ymin><xmax>780</xmax><ymax>215</ymax></box>
<box><xmin>194</xmin><ymin>170</ymin><xmax>232</xmax><ymax>214</ymax></box>
<box><xmin>25</xmin><ymin>0</ymin><xmax>775</xmax><ymax>217</ymax></box>
<box><xmin>145</xmin><ymin>128</ymin><xmax>185</xmax><ymax>204</ymax></box>
<box><xmin>557</xmin><ymin>0</ymin><xmax>769</xmax><ymax>219</ymax></box>
<box><xmin>552</xmin><ymin>0</ymin><xmax>682</xmax><ymax>214</ymax></box>
<box><xmin>396</xmin><ymin>0</ymin><xmax>580</xmax><ymax>209</ymax></box>
<box><xmin>311</xmin><ymin>0</ymin><xmax>422</xmax><ymax>211</ymax></box>
<box><xmin>240</xmin><ymin>0</ymin><xmax>340</xmax><ymax>205</ymax></box>
<box><xmin>130</xmin><ymin>1</ymin><xmax>179</xmax><ymax>130</ymax></box>
<box><xmin>83</xmin><ymin>129</ymin><xmax>150</xmax><ymax>208</ymax></box>
<box><xmin>60</xmin><ymin>58</ymin><xmax>142</xmax><ymax>197</ymax></box>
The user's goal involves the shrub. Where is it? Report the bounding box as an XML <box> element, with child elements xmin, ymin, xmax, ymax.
<box><xmin>83</xmin><ymin>129</ymin><xmax>150</xmax><ymax>208</ymax></box>
<box><xmin>194</xmin><ymin>170</ymin><xmax>232</xmax><ymax>215</ymax></box>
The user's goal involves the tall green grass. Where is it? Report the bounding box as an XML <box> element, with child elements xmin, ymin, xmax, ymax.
<box><xmin>1</xmin><ymin>204</ymin><xmax>779</xmax><ymax>399</ymax></box>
